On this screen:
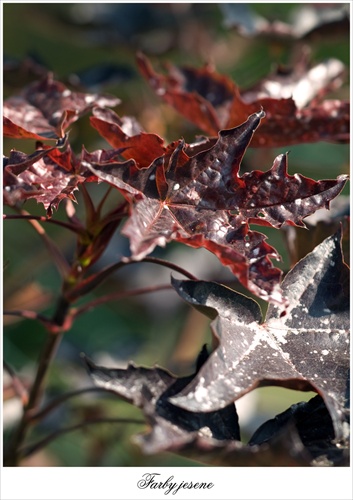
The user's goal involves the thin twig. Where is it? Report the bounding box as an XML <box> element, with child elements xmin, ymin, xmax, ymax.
<box><xmin>4</xmin><ymin>330</ymin><xmax>65</xmax><ymax>466</ymax></box>
<box><xmin>27</xmin><ymin>333</ymin><xmax>64</xmax><ymax>412</ymax></box>
<box><xmin>96</xmin><ymin>202</ymin><xmax>129</xmax><ymax>225</ymax></box>
<box><xmin>4</xmin><ymin>210</ymin><xmax>71</xmax><ymax>277</ymax></box>
<box><xmin>96</xmin><ymin>185</ymin><xmax>114</xmax><ymax>215</ymax></box>
<box><xmin>3</xmin><ymin>213</ymin><xmax>84</xmax><ymax>235</ymax></box>
<box><xmin>140</xmin><ymin>256</ymin><xmax>198</xmax><ymax>280</ymax></box>
<box><xmin>3</xmin><ymin>360</ymin><xmax>29</xmax><ymax>407</ymax></box>
<box><xmin>19</xmin><ymin>417</ymin><xmax>146</xmax><ymax>459</ymax></box>
<box><xmin>28</xmin><ymin>387</ymin><xmax>114</xmax><ymax>422</ymax></box>
<box><xmin>65</xmin><ymin>260</ymin><xmax>126</xmax><ymax>301</ymax></box>
<box><xmin>66</xmin><ymin>254</ymin><xmax>196</xmax><ymax>302</ymax></box>
<box><xmin>72</xmin><ymin>284</ymin><xmax>173</xmax><ymax>317</ymax></box>
<box><xmin>3</xmin><ymin>309</ymin><xmax>52</xmax><ymax>328</ymax></box>
<box><xmin>80</xmin><ymin>183</ymin><xmax>97</xmax><ymax>226</ymax></box>
<box><xmin>23</xmin><ymin>216</ymin><xmax>71</xmax><ymax>277</ymax></box>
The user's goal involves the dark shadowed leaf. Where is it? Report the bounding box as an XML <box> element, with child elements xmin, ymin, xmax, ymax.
<box><xmin>171</xmin><ymin>229</ymin><xmax>350</xmax><ymax>442</ymax></box>
<box><xmin>137</xmin><ymin>53</ymin><xmax>349</xmax><ymax>146</ymax></box>
<box><xmin>83</xmin><ymin>341</ymin><xmax>347</xmax><ymax>465</ymax></box>
<box><xmin>248</xmin><ymin>395</ymin><xmax>348</xmax><ymax>465</ymax></box>
<box><xmin>137</xmin><ymin>52</ymin><xmax>238</xmax><ymax>136</ymax></box>
<box><xmin>144</xmin><ymin>425</ymin><xmax>312</xmax><ymax>466</ymax></box>
<box><xmin>82</xmin><ymin>347</ymin><xmax>240</xmax><ymax>453</ymax></box>
<box><xmin>170</xmin><ymin>395</ymin><xmax>348</xmax><ymax>466</ymax></box>
<box><xmin>3</xmin><ymin>73</ymin><xmax>120</xmax><ymax>140</ymax></box>
<box><xmin>87</xmin><ymin>111</ymin><xmax>347</xmax><ymax>303</ymax></box>
<box><xmin>4</xmin><ymin>147</ymin><xmax>57</xmax><ymax>177</ymax></box>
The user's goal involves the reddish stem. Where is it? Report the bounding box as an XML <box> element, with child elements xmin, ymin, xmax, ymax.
<box><xmin>3</xmin><ymin>309</ymin><xmax>52</xmax><ymax>328</ymax></box>
<box><xmin>72</xmin><ymin>283</ymin><xmax>173</xmax><ymax>317</ymax></box>
<box><xmin>27</xmin><ymin>387</ymin><xmax>112</xmax><ymax>423</ymax></box>
<box><xmin>3</xmin><ymin>213</ymin><xmax>85</xmax><ymax>235</ymax></box>
<box><xmin>19</xmin><ymin>416</ymin><xmax>145</xmax><ymax>459</ymax></box>
<box><xmin>140</xmin><ymin>257</ymin><xmax>198</xmax><ymax>280</ymax></box>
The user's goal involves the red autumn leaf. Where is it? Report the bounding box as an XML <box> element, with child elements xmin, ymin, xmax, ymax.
<box><xmin>137</xmin><ymin>53</ymin><xmax>349</xmax><ymax>146</ymax></box>
<box><xmin>3</xmin><ymin>148</ymin><xmax>83</xmax><ymax>215</ymax></box>
<box><xmin>90</xmin><ymin>107</ymin><xmax>182</xmax><ymax>168</ymax></box>
<box><xmin>3</xmin><ymin>73</ymin><xmax>120</xmax><ymax>140</ymax></box>
<box><xmin>86</xmin><ymin>111</ymin><xmax>347</xmax><ymax>303</ymax></box>
<box><xmin>3</xmin><ymin>144</ymin><xmax>124</xmax><ymax>216</ymax></box>
<box><xmin>3</xmin><ymin>116</ymin><xmax>55</xmax><ymax>142</ymax></box>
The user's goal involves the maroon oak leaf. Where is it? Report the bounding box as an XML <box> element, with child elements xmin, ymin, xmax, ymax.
<box><xmin>90</xmin><ymin>107</ymin><xmax>171</xmax><ymax>168</ymax></box>
<box><xmin>137</xmin><ymin>53</ymin><xmax>349</xmax><ymax>146</ymax></box>
<box><xmin>90</xmin><ymin>106</ymin><xmax>205</xmax><ymax>169</ymax></box>
<box><xmin>3</xmin><ymin>147</ymin><xmax>83</xmax><ymax>215</ymax></box>
<box><xmin>3</xmin><ymin>144</ymin><xmax>124</xmax><ymax>215</ymax></box>
<box><xmin>3</xmin><ymin>73</ymin><xmax>120</xmax><ymax>140</ymax></box>
<box><xmin>86</xmin><ymin>110</ymin><xmax>347</xmax><ymax>303</ymax></box>
<box><xmin>171</xmin><ymin>229</ymin><xmax>350</xmax><ymax>442</ymax></box>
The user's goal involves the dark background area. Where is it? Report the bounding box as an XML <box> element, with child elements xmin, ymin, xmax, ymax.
<box><xmin>3</xmin><ymin>3</ymin><xmax>350</xmax><ymax>466</ymax></box>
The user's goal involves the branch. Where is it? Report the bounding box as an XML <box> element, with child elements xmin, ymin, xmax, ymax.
<box><xmin>3</xmin><ymin>360</ymin><xmax>29</xmax><ymax>406</ymax></box>
<box><xmin>4</xmin><ymin>211</ymin><xmax>71</xmax><ymax>277</ymax></box>
<box><xmin>3</xmin><ymin>213</ymin><xmax>84</xmax><ymax>234</ymax></box>
<box><xmin>138</xmin><ymin>256</ymin><xmax>198</xmax><ymax>281</ymax></box>
<box><xmin>4</xmin><ymin>294</ymin><xmax>72</xmax><ymax>466</ymax></box>
<box><xmin>80</xmin><ymin>183</ymin><xmax>97</xmax><ymax>226</ymax></box>
<box><xmin>96</xmin><ymin>185</ymin><xmax>114</xmax><ymax>216</ymax></box>
<box><xmin>28</xmin><ymin>387</ymin><xmax>113</xmax><ymax>422</ymax></box>
<box><xmin>72</xmin><ymin>284</ymin><xmax>173</xmax><ymax>317</ymax></box>
<box><xmin>19</xmin><ymin>416</ymin><xmax>145</xmax><ymax>459</ymax></box>
<box><xmin>66</xmin><ymin>255</ymin><xmax>197</xmax><ymax>301</ymax></box>
<box><xmin>3</xmin><ymin>309</ymin><xmax>53</xmax><ymax>329</ymax></box>
<box><xmin>27</xmin><ymin>333</ymin><xmax>65</xmax><ymax>413</ymax></box>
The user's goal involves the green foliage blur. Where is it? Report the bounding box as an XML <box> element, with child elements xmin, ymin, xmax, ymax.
<box><xmin>3</xmin><ymin>3</ymin><xmax>349</xmax><ymax>466</ymax></box>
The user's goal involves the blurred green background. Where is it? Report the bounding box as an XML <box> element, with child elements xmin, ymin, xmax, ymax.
<box><xmin>3</xmin><ymin>3</ymin><xmax>349</xmax><ymax>466</ymax></box>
